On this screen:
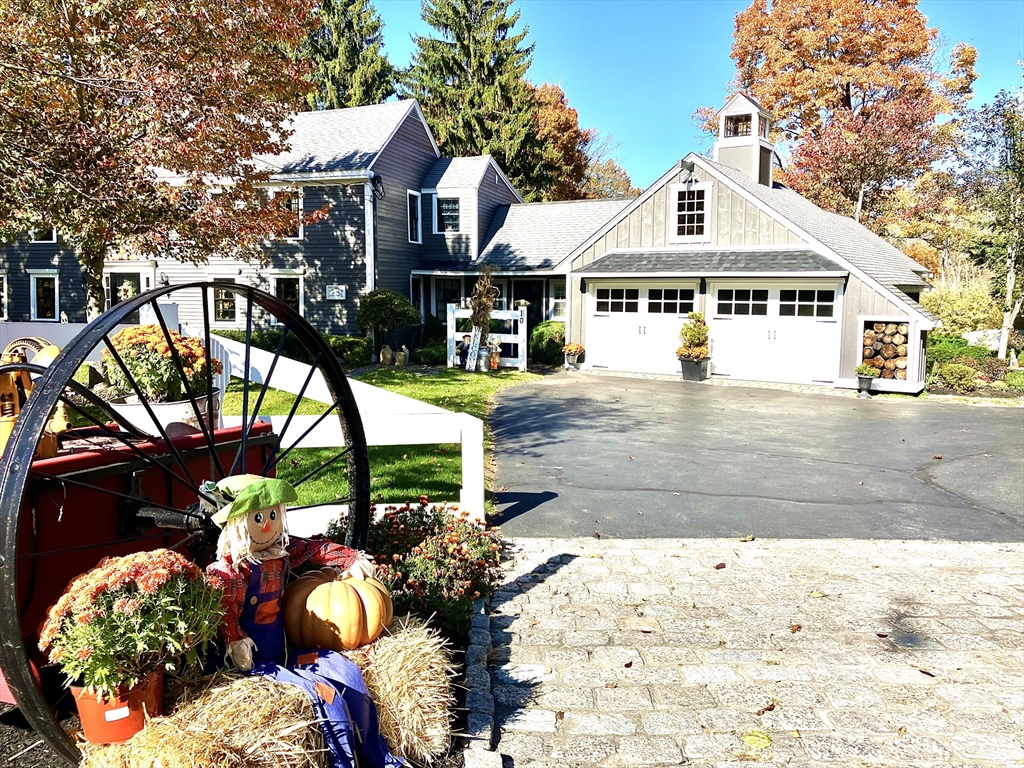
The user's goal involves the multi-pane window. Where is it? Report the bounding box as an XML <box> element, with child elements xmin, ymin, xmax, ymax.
<box><xmin>212</xmin><ymin>279</ymin><xmax>237</xmax><ymax>322</ymax></box>
<box><xmin>780</xmin><ymin>289</ymin><xmax>835</xmax><ymax>318</ymax></box>
<box><xmin>648</xmin><ymin>288</ymin><xmax>695</xmax><ymax>314</ymax></box>
<box><xmin>717</xmin><ymin>289</ymin><xmax>768</xmax><ymax>316</ymax></box>
<box><xmin>407</xmin><ymin>191</ymin><xmax>421</xmax><ymax>243</ymax></box>
<box><xmin>31</xmin><ymin>274</ymin><xmax>57</xmax><ymax>320</ymax></box>
<box><xmin>437</xmin><ymin>198</ymin><xmax>460</xmax><ymax>232</ymax></box>
<box><xmin>280</xmin><ymin>190</ymin><xmax>302</xmax><ymax>239</ymax></box>
<box><xmin>435</xmin><ymin>278</ymin><xmax>461</xmax><ymax>316</ymax></box>
<box><xmin>596</xmin><ymin>288</ymin><xmax>639</xmax><ymax>313</ymax></box>
<box><xmin>724</xmin><ymin>114</ymin><xmax>752</xmax><ymax>137</ymax></box>
<box><xmin>551</xmin><ymin>282</ymin><xmax>567</xmax><ymax>319</ymax></box>
<box><xmin>275</xmin><ymin>277</ymin><xmax>301</xmax><ymax>314</ymax></box>
<box><xmin>675</xmin><ymin>188</ymin><xmax>706</xmax><ymax>238</ymax></box>
<box><xmin>30</xmin><ymin>227</ymin><xmax>57</xmax><ymax>243</ymax></box>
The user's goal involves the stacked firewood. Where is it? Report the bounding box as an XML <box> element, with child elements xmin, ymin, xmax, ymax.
<box><xmin>862</xmin><ymin>322</ymin><xmax>909</xmax><ymax>380</ymax></box>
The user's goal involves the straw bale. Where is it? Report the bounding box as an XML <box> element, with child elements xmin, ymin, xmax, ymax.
<box><xmin>344</xmin><ymin>615</ymin><xmax>456</xmax><ymax>765</ymax></box>
<box><xmin>80</xmin><ymin>673</ymin><xmax>325</xmax><ymax>768</ymax></box>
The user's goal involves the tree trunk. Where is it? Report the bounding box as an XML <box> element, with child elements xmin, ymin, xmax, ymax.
<box><xmin>998</xmin><ymin>241</ymin><xmax>1020</xmax><ymax>361</ymax></box>
<box><xmin>80</xmin><ymin>246</ymin><xmax>108</xmax><ymax>321</ymax></box>
<box><xmin>854</xmin><ymin>183</ymin><xmax>865</xmax><ymax>222</ymax></box>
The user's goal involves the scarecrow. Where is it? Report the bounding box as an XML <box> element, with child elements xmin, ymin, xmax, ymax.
<box><xmin>204</xmin><ymin>474</ymin><xmax>373</xmax><ymax>672</ymax></box>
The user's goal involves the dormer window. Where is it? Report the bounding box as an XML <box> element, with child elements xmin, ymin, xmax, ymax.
<box><xmin>436</xmin><ymin>197</ymin><xmax>460</xmax><ymax>233</ymax></box>
<box><xmin>724</xmin><ymin>114</ymin><xmax>752</xmax><ymax>138</ymax></box>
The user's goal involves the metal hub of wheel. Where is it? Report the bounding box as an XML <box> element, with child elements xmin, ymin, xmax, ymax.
<box><xmin>0</xmin><ymin>282</ymin><xmax>370</xmax><ymax>763</ymax></box>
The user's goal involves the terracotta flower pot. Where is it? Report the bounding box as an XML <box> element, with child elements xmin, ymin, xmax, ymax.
<box><xmin>72</xmin><ymin>670</ymin><xmax>163</xmax><ymax>744</ymax></box>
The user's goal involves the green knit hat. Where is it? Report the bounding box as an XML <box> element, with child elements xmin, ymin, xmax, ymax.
<box><xmin>210</xmin><ymin>474</ymin><xmax>298</xmax><ymax>527</ymax></box>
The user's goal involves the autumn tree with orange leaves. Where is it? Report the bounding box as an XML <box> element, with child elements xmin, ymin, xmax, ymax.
<box><xmin>719</xmin><ymin>0</ymin><xmax>977</xmax><ymax>232</ymax></box>
<box><xmin>0</xmin><ymin>0</ymin><xmax>321</xmax><ymax>319</ymax></box>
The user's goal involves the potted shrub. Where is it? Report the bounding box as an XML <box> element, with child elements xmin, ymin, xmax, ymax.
<box><xmin>38</xmin><ymin>549</ymin><xmax>223</xmax><ymax>744</ymax></box>
<box><xmin>562</xmin><ymin>343</ymin><xmax>585</xmax><ymax>369</ymax></box>
<box><xmin>676</xmin><ymin>312</ymin><xmax>711</xmax><ymax>381</ymax></box>
<box><xmin>855</xmin><ymin>363</ymin><xmax>880</xmax><ymax>397</ymax></box>
<box><xmin>103</xmin><ymin>325</ymin><xmax>223</xmax><ymax>434</ymax></box>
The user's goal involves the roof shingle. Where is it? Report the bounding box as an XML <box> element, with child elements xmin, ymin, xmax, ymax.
<box><xmin>576</xmin><ymin>248</ymin><xmax>844</xmax><ymax>274</ymax></box>
<box><xmin>422</xmin><ymin>156</ymin><xmax>494</xmax><ymax>189</ymax></box>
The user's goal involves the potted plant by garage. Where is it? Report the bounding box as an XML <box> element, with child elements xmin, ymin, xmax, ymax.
<box><xmin>562</xmin><ymin>343</ymin><xmax>585</xmax><ymax>369</ymax></box>
<box><xmin>855</xmin><ymin>363</ymin><xmax>880</xmax><ymax>398</ymax></box>
<box><xmin>38</xmin><ymin>549</ymin><xmax>223</xmax><ymax>744</ymax></box>
<box><xmin>102</xmin><ymin>325</ymin><xmax>223</xmax><ymax>435</ymax></box>
<box><xmin>676</xmin><ymin>312</ymin><xmax>711</xmax><ymax>381</ymax></box>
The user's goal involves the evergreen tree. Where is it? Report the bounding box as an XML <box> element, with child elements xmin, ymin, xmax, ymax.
<box><xmin>403</xmin><ymin>0</ymin><xmax>545</xmax><ymax>198</ymax></box>
<box><xmin>303</xmin><ymin>0</ymin><xmax>396</xmax><ymax>110</ymax></box>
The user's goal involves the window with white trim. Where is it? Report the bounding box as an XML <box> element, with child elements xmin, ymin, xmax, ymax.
<box><xmin>436</xmin><ymin>197</ymin><xmax>460</xmax><ymax>233</ymax></box>
<box><xmin>0</xmin><ymin>272</ymin><xmax>7</xmax><ymax>320</ymax></box>
<box><xmin>103</xmin><ymin>270</ymin><xmax>151</xmax><ymax>310</ymax></box>
<box><xmin>211</xmin><ymin>278</ymin><xmax>238</xmax><ymax>323</ymax></box>
<box><xmin>270</xmin><ymin>274</ymin><xmax>303</xmax><ymax>324</ymax></box>
<box><xmin>434</xmin><ymin>278</ymin><xmax>461</xmax><ymax>317</ymax></box>
<box><xmin>29</xmin><ymin>227</ymin><xmax>57</xmax><ymax>244</ymax></box>
<box><xmin>596</xmin><ymin>288</ymin><xmax>639</xmax><ymax>313</ymax></box>
<box><xmin>648</xmin><ymin>288</ymin><xmax>695</xmax><ymax>315</ymax></box>
<box><xmin>716</xmin><ymin>288</ymin><xmax>768</xmax><ymax>316</ymax></box>
<box><xmin>668</xmin><ymin>182</ymin><xmax>712</xmax><ymax>243</ymax></box>
<box><xmin>780</xmin><ymin>289</ymin><xmax>835</xmax><ymax>318</ymax></box>
<box><xmin>29</xmin><ymin>270</ymin><xmax>59</xmax><ymax>320</ymax></box>
<box><xmin>407</xmin><ymin>191</ymin><xmax>422</xmax><ymax>243</ymax></box>
<box><xmin>275</xmin><ymin>189</ymin><xmax>302</xmax><ymax>240</ymax></box>
<box><xmin>550</xmin><ymin>281</ymin><xmax>566</xmax><ymax>319</ymax></box>
<box><xmin>724</xmin><ymin>114</ymin><xmax>752</xmax><ymax>137</ymax></box>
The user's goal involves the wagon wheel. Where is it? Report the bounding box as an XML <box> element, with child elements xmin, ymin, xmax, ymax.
<box><xmin>0</xmin><ymin>282</ymin><xmax>370</xmax><ymax>764</ymax></box>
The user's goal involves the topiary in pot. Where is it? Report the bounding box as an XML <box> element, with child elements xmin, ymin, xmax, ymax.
<box><xmin>855</xmin><ymin>363</ymin><xmax>880</xmax><ymax>397</ymax></box>
<box><xmin>677</xmin><ymin>312</ymin><xmax>711</xmax><ymax>380</ymax></box>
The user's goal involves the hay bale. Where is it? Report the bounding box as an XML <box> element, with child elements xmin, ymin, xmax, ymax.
<box><xmin>344</xmin><ymin>615</ymin><xmax>456</xmax><ymax>765</ymax></box>
<box><xmin>80</xmin><ymin>673</ymin><xmax>325</xmax><ymax>768</ymax></box>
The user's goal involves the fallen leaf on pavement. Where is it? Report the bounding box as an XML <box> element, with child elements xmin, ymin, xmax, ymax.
<box><xmin>555</xmin><ymin>711</ymin><xmax>564</xmax><ymax>721</ymax></box>
<box><xmin>742</xmin><ymin>730</ymin><xmax>772</xmax><ymax>750</ymax></box>
<box><xmin>629</xmin><ymin>456</ymin><xmax>635</xmax><ymax>460</ymax></box>
<box><xmin>592</xmin><ymin>532</ymin><xmax>601</xmax><ymax>539</ymax></box>
<box><xmin>897</xmin><ymin>725</ymin><xmax>906</xmax><ymax>736</ymax></box>
<box><xmin>919</xmin><ymin>669</ymin><xmax>935</xmax><ymax>677</ymax></box>
<box><xmin>739</xmin><ymin>534</ymin><xmax>755</xmax><ymax>542</ymax></box>
<box><xmin>809</xmin><ymin>590</ymin><xmax>825</xmax><ymax>598</ymax></box>
<box><xmin>604</xmin><ymin>682</ymin><xmax>617</xmax><ymax>688</ymax></box>
<box><xmin>876</xmin><ymin>633</ymin><xmax>889</xmax><ymax>638</ymax></box>
<box><xmin>624</xmin><ymin>661</ymin><xmax>633</xmax><ymax>668</ymax></box>
<box><xmin>755</xmin><ymin>702</ymin><xmax>776</xmax><ymax>716</ymax></box>
<box><xmin>714</xmin><ymin>563</ymin><xmax>726</xmax><ymax>570</ymax></box>
<box><xmin>932</xmin><ymin>454</ymin><xmax>943</xmax><ymax>460</ymax></box>
<box><xmin>790</xmin><ymin>623</ymin><xmax>802</xmax><ymax>633</ymax></box>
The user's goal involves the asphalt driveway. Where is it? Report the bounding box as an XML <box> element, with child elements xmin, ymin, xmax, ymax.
<box><xmin>490</xmin><ymin>375</ymin><xmax>1024</xmax><ymax>541</ymax></box>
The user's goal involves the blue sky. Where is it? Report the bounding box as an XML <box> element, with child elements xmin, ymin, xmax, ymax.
<box><xmin>375</xmin><ymin>0</ymin><xmax>1024</xmax><ymax>189</ymax></box>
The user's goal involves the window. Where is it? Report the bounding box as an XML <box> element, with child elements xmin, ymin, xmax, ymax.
<box><xmin>648</xmin><ymin>288</ymin><xmax>695</xmax><ymax>315</ymax></box>
<box><xmin>0</xmin><ymin>272</ymin><xmax>7</xmax><ymax>320</ymax></box>
<box><xmin>716</xmin><ymin>288</ymin><xmax>768</xmax><ymax>316</ymax></box>
<box><xmin>272</xmin><ymin>276</ymin><xmax>301</xmax><ymax>323</ymax></box>
<box><xmin>780</xmin><ymin>289</ymin><xmax>835</xmax><ymax>318</ymax></box>
<box><xmin>29</xmin><ymin>270</ymin><xmax>59</xmax><ymax>320</ymax></box>
<box><xmin>30</xmin><ymin>227</ymin><xmax>57</xmax><ymax>244</ymax></box>
<box><xmin>437</xmin><ymin>198</ymin><xmax>460</xmax><ymax>232</ymax></box>
<box><xmin>407</xmin><ymin>191</ymin><xmax>421</xmax><ymax>243</ymax></box>
<box><xmin>104</xmin><ymin>272</ymin><xmax>144</xmax><ymax>310</ymax></box>
<box><xmin>724</xmin><ymin>114</ymin><xmax>752</xmax><ymax>138</ymax></box>
<box><xmin>668</xmin><ymin>182</ymin><xmax>711</xmax><ymax>243</ymax></box>
<box><xmin>596</xmin><ymin>288</ymin><xmax>639</xmax><ymax>313</ymax></box>
<box><xmin>550</xmin><ymin>281</ymin><xmax>567</xmax><ymax>319</ymax></box>
<box><xmin>212</xmin><ymin>279</ymin><xmax>237</xmax><ymax>323</ymax></box>
<box><xmin>758</xmin><ymin>118</ymin><xmax>769</xmax><ymax>138</ymax></box>
<box><xmin>434</xmin><ymin>278</ymin><xmax>461</xmax><ymax>316</ymax></box>
<box><xmin>276</xmin><ymin>189</ymin><xmax>302</xmax><ymax>240</ymax></box>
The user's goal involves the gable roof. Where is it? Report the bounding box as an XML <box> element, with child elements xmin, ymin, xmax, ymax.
<box><xmin>577</xmin><ymin>247</ymin><xmax>845</xmax><ymax>275</ymax></box>
<box><xmin>254</xmin><ymin>100</ymin><xmax>434</xmax><ymax>177</ymax></box>
<box><xmin>422</xmin><ymin>156</ymin><xmax>492</xmax><ymax>188</ymax></box>
<box><xmin>477</xmin><ymin>198</ymin><xmax>632</xmax><ymax>270</ymax></box>
<box><xmin>696</xmin><ymin>158</ymin><xmax>936</xmax><ymax>322</ymax></box>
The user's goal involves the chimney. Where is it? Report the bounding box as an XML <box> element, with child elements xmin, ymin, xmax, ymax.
<box><xmin>712</xmin><ymin>93</ymin><xmax>775</xmax><ymax>186</ymax></box>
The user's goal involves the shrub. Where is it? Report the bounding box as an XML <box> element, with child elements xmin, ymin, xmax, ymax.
<box><xmin>456</xmin><ymin>317</ymin><xmax>504</xmax><ymax>334</ymax></box>
<box><xmin>327</xmin><ymin>503</ymin><xmax>502</xmax><ymax>642</ymax></box>
<box><xmin>939</xmin><ymin>363</ymin><xmax>978</xmax><ymax>394</ymax></box>
<box><xmin>677</xmin><ymin>312</ymin><xmax>710</xmax><ymax>360</ymax></box>
<box><xmin>325</xmin><ymin>335</ymin><xmax>371</xmax><ymax>364</ymax></box>
<box><xmin>925</xmin><ymin>334</ymin><xmax>969</xmax><ymax>367</ymax></box>
<box><xmin>356</xmin><ymin>289</ymin><xmax>422</xmax><ymax>344</ymax></box>
<box><xmin>530</xmin><ymin>320</ymin><xmax>566</xmax><ymax>364</ymax></box>
<box><xmin>105</xmin><ymin>325</ymin><xmax>222</xmax><ymax>401</ymax></box>
<box><xmin>959</xmin><ymin>356</ymin><xmax>1009</xmax><ymax>382</ymax></box>
<box><xmin>422</xmin><ymin>313</ymin><xmax>446</xmax><ymax>344</ymax></box>
<box><xmin>415</xmin><ymin>344</ymin><xmax>448</xmax><ymax>366</ymax></box>
<box><xmin>1005</xmin><ymin>370</ymin><xmax>1024</xmax><ymax>392</ymax></box>
<box><xmin>856</xmin><ymin>364</ymin><xmax>881</xmax><ymax>377</ymax></box>
<box><xmin>214</xmin><ymin>329</ymin><xmax>369</xmax><ymax>365</ymax></box>
<box><xmin>919</xmin><ymin>268</ymin><xmax>1002</xmax><ymax>334</ymax></box>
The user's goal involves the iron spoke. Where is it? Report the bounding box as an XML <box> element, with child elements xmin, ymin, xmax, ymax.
<box><xmin>201</xmin><ymin>288</ymin><xmax>226</xmax><ymax>480</ymax></box>
<box><xmin>264</xmin><ymin>401</ymin><xmax>339</xmax><ymax>473</ymax></box>
<box><xmin>287</xmin><ymin>496</ymin><xmax>357</xmax><ymax>512</ymax></box>
<box><xmin>230</xmin><ymin>289</ymin><xmax>256</xmax><ymax>475</ymax></box>
<box><xmin>29</xmin><ymin>471</ymin><xmax>204</xmax><ymax>519</ymax></box>
<box><xmin>260</xmin><ymin>352</ymin><xmax>324</xmax><ymax>475</ymax></box>
<box><xmin>17</xmin><ymin>531</ymin><xmax>183</xmax><ymax>561</ymax></box>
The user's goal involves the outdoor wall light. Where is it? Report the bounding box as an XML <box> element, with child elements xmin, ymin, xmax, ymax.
<box><xmin>158</xmin><ymin>272</ymin><xmax>169</xmax><ymax>287</ymax></box>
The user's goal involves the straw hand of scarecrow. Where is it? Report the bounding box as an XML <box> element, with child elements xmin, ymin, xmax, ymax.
<box><xmin>225</xmin><ymin>636</ymin><xmax>257</xmax><ymax>672</ymax></box>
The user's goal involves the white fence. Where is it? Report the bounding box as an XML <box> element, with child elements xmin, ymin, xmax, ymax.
<box><xmin>446</xmin><ymin>305</ymin><xmax>528</xmax><ymax>372</ymax></box>
<box><xmin>0</xmin><ymin>322</ymin><xmax>134</xmax><ymax>360</ymax></box>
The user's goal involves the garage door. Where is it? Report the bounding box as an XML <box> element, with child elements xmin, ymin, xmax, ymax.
<box><xmin>586</xmin><ymin>283</ymin><xmax>698</xmax><ymax>374</ymax></box>
<box><xmin>708</xmin><ymin>282</ymin><xmax>841</xmax><ymax>384</ymax></box>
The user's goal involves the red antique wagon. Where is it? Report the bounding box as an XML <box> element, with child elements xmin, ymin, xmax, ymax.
<box><xmin>0</xmin><ymin>283</ymin><xmax>371</xmax><ymax>764</ymax></box>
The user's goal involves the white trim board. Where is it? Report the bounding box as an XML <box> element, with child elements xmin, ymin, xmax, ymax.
<box><xmin>367</xmin><ymin>100</ymin><xmax>441</xmax><ymax>169</ymax></box>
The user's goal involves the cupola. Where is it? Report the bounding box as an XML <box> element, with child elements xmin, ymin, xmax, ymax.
<box><xmin>712</xmin><ymin>93</ymin><xmax>775</xmax><ymax>186</ymax></box>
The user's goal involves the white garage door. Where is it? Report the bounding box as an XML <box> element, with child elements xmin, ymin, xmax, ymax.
<box><xmin>708</xmin><ymin>282</ymin><xmax>841</xmax><ymax>384</ymax></box>
<box><xmin>586</xmin><ymin>283</ymin><xmax>698</xmax><ymax>374</ymax></box>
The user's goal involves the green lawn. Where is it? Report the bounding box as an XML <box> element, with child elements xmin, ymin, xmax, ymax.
<box><xmin>223</xmin><ymin>368</ymin><xmax>538</xmax><ymax>506</ymax></box>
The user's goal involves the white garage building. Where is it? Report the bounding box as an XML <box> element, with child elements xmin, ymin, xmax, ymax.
<box><xmin>561</xmin><ymin>94</ymin><xmax>937</xmax><ymax>392</ymax></box>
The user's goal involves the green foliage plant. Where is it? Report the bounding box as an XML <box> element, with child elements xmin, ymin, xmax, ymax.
<box><xmin>1005</xmin><ymin>369</ymin><xmax>1024</xmax><ymax>392</ymax></box>
<box><xmin>529</xmin><ymin>320</ymin><xmax>565</xmax><ymax>364</ymax></box>
<box><xmin>938</xmin><ymin>362</ymin><xmax>978</xmax><ymax>393</ymax></box>
<box><xmin>855</xmin><ymin>364</ymin><xmax>881</xmax><ymax>377</ymax></box>
<box><xmin>213</xmin><ymin>329</ymin><xmax>371</xmax><ymax>365</ymax></box>
<box><xmin>355</xmin><ymin>289</ymin><xmax>422</xmax><ymax>349</ymax></box>
<box><xmin>415</xmin><ymin>344</ymin><xmax>448</xmax><ymax>366</ymax></box>
<box><xmin>328</xmin><ymin>502</ymin><xmax>502</xmax><ymax>641</ymax></box>
<box><xmin>677</xmin><ymin>312</ymin><xmax>710</xmax><ymax>361</ymax></box>
<box><xmin>920</xmin><ymin>274</ymin><xmax>1003</xmax><ymax>334</ymax></box>
<box><xmin>37</xmin><ymin>550</ymin><xmax>223</xmax><ymax>698</ymax></box>
<box><xmin>104</xmin><ymin>325</ymin><xmax>222</xmax><ymax>402</ymax></box>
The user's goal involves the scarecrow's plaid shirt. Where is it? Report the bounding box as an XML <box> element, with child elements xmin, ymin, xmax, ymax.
<box><xmin>207</xmin><ymin>537</ymin><xmax>361</xmax><ymax>644</ymax></box>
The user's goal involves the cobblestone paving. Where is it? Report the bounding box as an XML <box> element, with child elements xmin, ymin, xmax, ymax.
<box><xmin>487</xmin><ymin>538</ymin><xmax>1024</xmax><ymax>767</ymax></box>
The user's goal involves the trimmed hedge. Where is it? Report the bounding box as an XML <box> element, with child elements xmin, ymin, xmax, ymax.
<box><xmin>414</xmin><ymin>344</ymin><xmax>448</xmax><ymax>366</ymax></box>
<box><xmin>529</xmin><ymin>320</ymin><xmax>566</xmax><ymax>365</ymax></box>
<box><xmin>213</xmin><ymin>329</ymin><xmax>371</xmax><ymax>365</ymax></box>
<box><xmin>938</xmin><ymin>363</ymin><xmax>978</xmax><ymax>394</ymax></box>
<box><xmin>1006</xmin><ymin>370</ymin><xmax>1024</xmax><ymax>393</ymax></box>
<box><xmin>926</xmin><ymin>334</ymin><xmax>991</xmax><ymax>368</ymax></box>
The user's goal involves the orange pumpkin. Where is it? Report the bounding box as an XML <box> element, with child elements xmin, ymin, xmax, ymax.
<box><xmin>283</xmin><ymin>568</ymin><xmax>393</xmax><ymax>651</ymax></box>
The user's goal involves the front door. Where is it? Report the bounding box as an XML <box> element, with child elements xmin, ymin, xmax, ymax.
<box><xmin>512</xmin><ymin>280</ymin><xmax>545</xmax><ymax>329</ymax></box>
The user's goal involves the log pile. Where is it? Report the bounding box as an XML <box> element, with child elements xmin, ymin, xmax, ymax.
<box><xmin>862</xmin><ymin>322</ymin><xmax>910</xmax><ymax>380</ymax></box>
